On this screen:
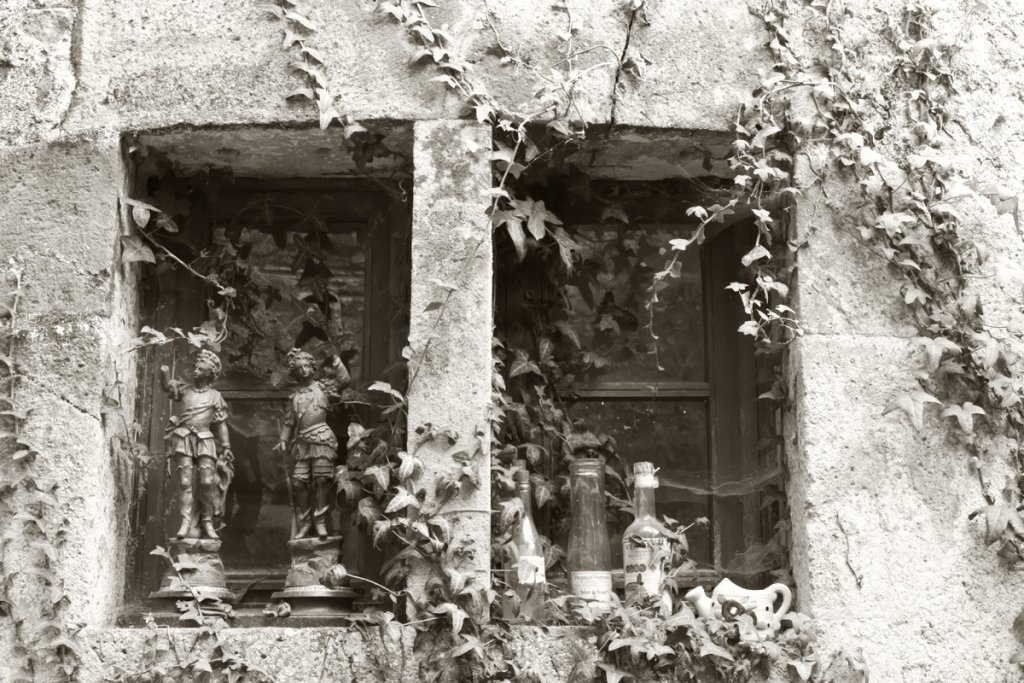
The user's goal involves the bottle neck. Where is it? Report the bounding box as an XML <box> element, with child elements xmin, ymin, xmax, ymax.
<box><xmin>516</xmin><ymin>485</ymin><xmax>534</xmax><ymax>523</ymax></box>
<box><xmin>635</xmin><ymin>486</ymin><xmax>657</xmax><ymax>519</ymax></box>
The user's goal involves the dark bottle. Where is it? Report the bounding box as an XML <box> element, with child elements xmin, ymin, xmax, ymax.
<box><xmin>510</xmin><ymin>469</ymin><xmax>545</xmax><ymax>621</ymax></box>
<box><xmin>623</xmin><ymin>461</ymin><xmax>673</xmax><ymax>607</ymax></box>
<box><xmin>567</xmin><ymin>458</ymin><xmax>612</xmax><ymax>602</ymax></box>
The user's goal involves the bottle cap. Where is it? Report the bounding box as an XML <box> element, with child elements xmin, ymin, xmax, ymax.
<box><xmin>633</xmin><ymin>461</ymin><xmax>656</xmax><ymax>476</ymax></box>
<box><xmin>633</xmin><ymin>461</ymin><xmax>658</xmax><ymax>488</ymax></box>
<box><xmin>513</xmin><ymin>469</ymin><xmax>530</xmax><ymax>484</ymax></box>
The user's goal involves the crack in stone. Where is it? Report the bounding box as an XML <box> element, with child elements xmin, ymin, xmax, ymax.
<box><xmin>20</xmin><ymin>373</ymin><xmax>100</xmax><ymax>421</ymax></box>
<box><xmin>52</xmin><ymin>0</ymin><xmax>85</xmax><ymax>133</ymax></box>
<box><xmin>606</xmin><ymin>8</ymin><xmax>638</xmax><ymax>133</ymax></box>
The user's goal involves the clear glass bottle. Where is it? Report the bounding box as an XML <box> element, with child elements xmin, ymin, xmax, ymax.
<box><xmin>510</xmin><ymin>469</ymin><xmax>545</xmax><ymax>621</ymax></box>
<box><xmin>622</xmin><ymin>461</ymin><xmax>674</xmax><ymax>605</ymax></box>
<box><xmin>568</xmin><ymin>458</ymin><xmax>612</xmax><ymax>602</ymax></box>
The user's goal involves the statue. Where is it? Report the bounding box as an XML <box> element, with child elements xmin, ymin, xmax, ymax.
<box><xmin>274</xmin><ymin>348</ymin><xmax>350</xmax><ymax>539</ymax></box>
<box><xmin>151</xmin><ymin>348</ymin><xmax>237</xmax><ymax>604</ymax></box>
<box><xmin>160</xmin><ymin>349</ymin><xmax>234</xmax><ymax>540</ymax></box>
<box><xmin>269</xmin><ymin>348</ymin><xmax>356</xmax><ymax>613</ymax></box>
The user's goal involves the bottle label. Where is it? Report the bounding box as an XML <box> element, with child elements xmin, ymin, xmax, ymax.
<box><xmin>516</xmin><ymin>555</ymin><xmax>546</xmax><ymax>585</ymax></box>
<box><xmin>623</xmin><ymin>538</ymin><xmax>669</xmax><ymax>598</ymax></box>
<box><xmin>571</xmin><ymin>571</ymin><xmax>613</xmax><ymax>601</ymax></box>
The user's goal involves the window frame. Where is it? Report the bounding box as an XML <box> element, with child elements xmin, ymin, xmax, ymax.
<box><xmin>130</xmin><ymin>177</ymin><xmax>410</xmax><ymax>605</ymax></box>
<box><xmin>554</xmin><ymin>216</ymin><xmax>781</xmax><ymax>586</ymax></box>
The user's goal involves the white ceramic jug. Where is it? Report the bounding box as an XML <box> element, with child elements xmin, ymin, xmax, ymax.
<box><xmin>685</xmin><ymin>578</ymin><xmax>792</xmax><ymax>632</ymax></box>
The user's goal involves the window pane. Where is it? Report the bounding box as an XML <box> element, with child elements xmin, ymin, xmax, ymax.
<box><xmin>218</xmin><ymin>399</ymin><xmax>294</xmax><ymax>572</ymax></box>
<box><xmin>213</xmin><ymin>226</ymin><xmax>366</xmax><ymax>391</ymax></box>
<box><xmin>565</xmin><ymin>226</ymin><xmax>704</xmax><ymax>385</ymax></box>
<box><xmin>567</xmin><ymin>398</ymin><xmax>712</xmax><ymax>565</ymax></box>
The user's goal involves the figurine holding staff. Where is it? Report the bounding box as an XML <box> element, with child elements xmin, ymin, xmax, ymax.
<box><xmin>160</xmin><ymin>349</ymin><xmax>234</xmax><ymax>540</ymax></box>
<box><xmin>273</xmin><ymin>348</ymin><xmax>350</xmax><ymax>540</ymax></box>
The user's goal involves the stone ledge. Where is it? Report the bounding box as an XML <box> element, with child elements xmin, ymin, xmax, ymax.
<box><xmin>79</xmin><ymin>624</ymin><xmax>588</xmax><ymax>682</ymax></box>
<box><xmin>78</xmin><ymin>623</ymin><xmax>793</xmax><ymax>682</ymax></box>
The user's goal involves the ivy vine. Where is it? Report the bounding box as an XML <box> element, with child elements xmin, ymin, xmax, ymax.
<box><xmin>6</xmin><ymin>0</ymin><xmax>1019</xmax><ymax>680</ymax></box>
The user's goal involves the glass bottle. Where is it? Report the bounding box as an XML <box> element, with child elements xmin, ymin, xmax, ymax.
<box><xmin>510</xmin><ymin>469</ymin><xmax>545</xmax><ymax>621</ymax></box>
<box><xmin>622</xmin><ymin>461</ymin><xmax>673</xmax><ymax>604</ymax></box>
<box><xmin>568</xmin><ymin>458</ymin><xmax>612</xmax><ymax>602</ymax></box>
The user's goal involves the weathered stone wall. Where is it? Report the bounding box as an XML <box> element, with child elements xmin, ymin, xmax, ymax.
<box><xmin>1</xmin><ymin>0</ymin><xmax>1024</xmax><ymax>681</ymax></box>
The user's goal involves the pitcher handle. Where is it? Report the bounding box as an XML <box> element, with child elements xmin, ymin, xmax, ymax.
<box><xmin>768</xmin><ymin>583</ymin><xmax>792</xmax><ymax>621</ymax></box>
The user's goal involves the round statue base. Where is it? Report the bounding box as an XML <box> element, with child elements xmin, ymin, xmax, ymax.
<box><xmin>269</xmin><ymin>535</ymin><xmax>353</xmax><ymax>614</ymax></box>
<box><xmin>150</xmin><ymin>585</ymin><xmax>238</xmax><ymax>603</ymax></box>
<box><xmin>270</xmin><ymin>585</ymin><xmax>358</xmax><ymax>614</ymax></box>
<box><xmin>149</xmin><ymin>537</ymin><xmax>237</xmax><ymax>605</ymax></box>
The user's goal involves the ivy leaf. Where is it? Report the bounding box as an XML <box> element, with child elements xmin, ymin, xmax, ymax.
<box><xmin>385</xmin><ymin>485</ymin><xmax>420</xmax><ymax>513</ymax></box>
<box><xmin>509</xmin><ymin>358</ymin><xmax>541</xmax><ymax>378</ymax></box>
<box><xmin>121</xmin><ymin>235</ymin><xmax>156</xmax><ymax>265</ymax></box>
<box><xmin>914</xmin><ymin>336</ymin><xmax>960</xmax><ymax>371</ymax></box>
<box><xmin>941</xmin><ymin>402</ymin><xmax>986</xmax><ymax>434</ymax></box>
<box><xmin>397</xmin><ymin>451</ymin><xmax>423</xmax><ymax>481</ymax></box>
<box><xmin>150</xmin><ymin>546</ymin><xmax>172</xmax><ymax>562</ymax></box>
<box><xmin>876</xmin><ymin>211</ymin><xmax>915</xmax><ymax>236</ymax></box>
<box><xmin>368</xmin><ymin>381</ymin><xmax>404</xmax><ymax>403</ymax></box>
<box><xmin>493</xmin><ymin>210</ymin><xmax>527</xmax><ymax>261</ymax></box>
<box><xmin>512</xmin><ymin>198</ymin><xmax>562</xmax><ymax>240</ymax></box>
<box><xmin>474</xmin><ymin>103</ymin><xmax>495</xmax><ymax>124</ymax></box>
<box><xmin>300</xmin><ymin>46</ymin><xmax>325</xmax><ymax>64</ymax></box>
<box><xmin>976</xmin><ymin>502</ymin><xmax>1024</xmax><ymax>545</ymax></box>
<box><xmin>431</xmin><ymin>602</ymin><xmax>468</xmax><ymax>635</ymax></box>
<box><xmin>552</xmin><ymin>227</ymin><xmax>579</xmax><ymax>272</ymax></box>
<box><xmin>284</xmin><ymin>10</ymin><xmax>317</xmax><ymax>31</ymax></box>
<box><xmin>882</xmin><ymin>391</ymin><xmax>941</xmax><ymax>430</ymax></box>
<box><xmin>858</xmin><ymin>146</ymin><xmax>882</xmax><ymax>166</ymax></box>
<box><xmin>699</xmin><ymin>641</ymin><xmax>735</xmax><ymax>662</ymax></box>
<box><xmin>903</xmin><ymin>286</ymin><xmax>929</xmax><ymax>306</ymax></box>
<box><xmin>378</xmin><ymin>2</ymin><xmax>405</xmax><ymax>21</ymax></box>
<box><xmin>600</xmin><ymin>204</ymin><xmax>629</xmax><ymax>224</ymax></box>
<box><xmin>365</xmin><ymin>465</ymin><xmax>390</xmax><ymax>492</ymax></box>
<box><xmin>358</xmin><ymin>497</ymin><xmax>383</xmax><ymax>525</ymax></box>
<box><xmin>449</xmin><ymin>633</ymin><xmax>483</xmax><ymax>658</ymax></box>
<box><xmin>596</xmin><ymin>662</ymin><xmax>631</xmax><ymax>683</ymax></box>
<box><xmin>740</xmin><ymin>244</ymin><xmax>771</xmax><ymax>267</ymax></box>
<box><xmin>789</xmin><ymin>659</ymin><xmax>815</xmax><ymax>681</ymax></box>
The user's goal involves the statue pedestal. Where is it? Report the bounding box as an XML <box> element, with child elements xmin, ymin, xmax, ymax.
<box><xmin>150</xmin><ymin>537</ymin><xmax>237</xmax><ymax>604</ymax></box>
<box><xmin>271</xmin><ymin>536</ymin><xmax>356</xmax><ymax>614</ymax></box>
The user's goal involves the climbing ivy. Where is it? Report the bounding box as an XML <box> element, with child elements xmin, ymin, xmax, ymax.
<box><xmin>0</xmin><ymin>260</ymin><xmax>81</xmax><ymax>681</ymax></box>
<box><xmin>9</xmin><ymin>0</ymin><xmax>1018</xmax><ymax>680</ymax></box>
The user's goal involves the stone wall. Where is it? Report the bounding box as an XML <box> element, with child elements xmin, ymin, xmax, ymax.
<box><xmin>1</xmin><ymin>0</ymin><xmax>1024</xmax><ymax>681</ymax></box>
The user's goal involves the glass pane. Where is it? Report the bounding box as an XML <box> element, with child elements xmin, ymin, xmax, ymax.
<box><xmin>564</xmin><ymin>226</ymin><xmax>704</xmax><ymax>385</ymax></box>
<box><xmin>567</xmin><ymin>398</ymin><xmax>711</xmax><ymax>565</ymax></box>
<box><xmin>214</xmin><ymin>225</ymin><xmax>366</xmax><ymax>391</ymax></box>
<box><xmin>218</xmin><ymin>399</ymin><xmax>346</xmax><ymax>573</ymax></box>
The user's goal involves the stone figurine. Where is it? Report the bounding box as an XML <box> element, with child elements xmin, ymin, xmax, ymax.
<box><xmin>274</xmin><ymin>348</ymin><xmax>350</xmax><ymax>540</ymax></box>
<box><xmin>160</xmin><ymin>349</ymin><xmax>234</xmax><ymax>540</ymax></box>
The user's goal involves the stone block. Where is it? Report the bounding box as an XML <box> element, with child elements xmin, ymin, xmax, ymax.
<box><xmin>407</xmin><ymin>120</ymin><xmax>492</xmax><ymax>594</ymax></box>
<box><xmin>0</xmin><ymin>0</ymin><xmax>78</xmax><ymax>144</ymax></box>
<box><xmin>612</xmin><ymin>1</ymin><xmax>768</xmax><ymax>131</ymax></box>
<box><xmin>791</xmin><ymin>152</ymin><xmax>918</xmax><ymax>337</ymax></box>
<box><xmin>7</xmin><ymin>384</ymin><xmax>123</xmax><ymax>628</ymax></box>
<box><xmin>0</xmin><ymin>136</ymin><xmax>122</xmax><ymax>317</ymax></box>
<box><xmin>788</xmin><ymin>334</ymin><xmax>1024</xmax><ymax>682</ymax></box>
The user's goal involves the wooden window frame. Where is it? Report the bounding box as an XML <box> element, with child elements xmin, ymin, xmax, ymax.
<box><xmin>129</xmin><ymin>178</ymin><xmax>409</xmax><ymax>606</ymax></box>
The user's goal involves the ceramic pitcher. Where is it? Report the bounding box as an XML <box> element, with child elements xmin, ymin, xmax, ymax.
<box><xmin>685</xmin><ymin>578</ymin><xmax>792</xmax><ymax>631</ymax></box>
